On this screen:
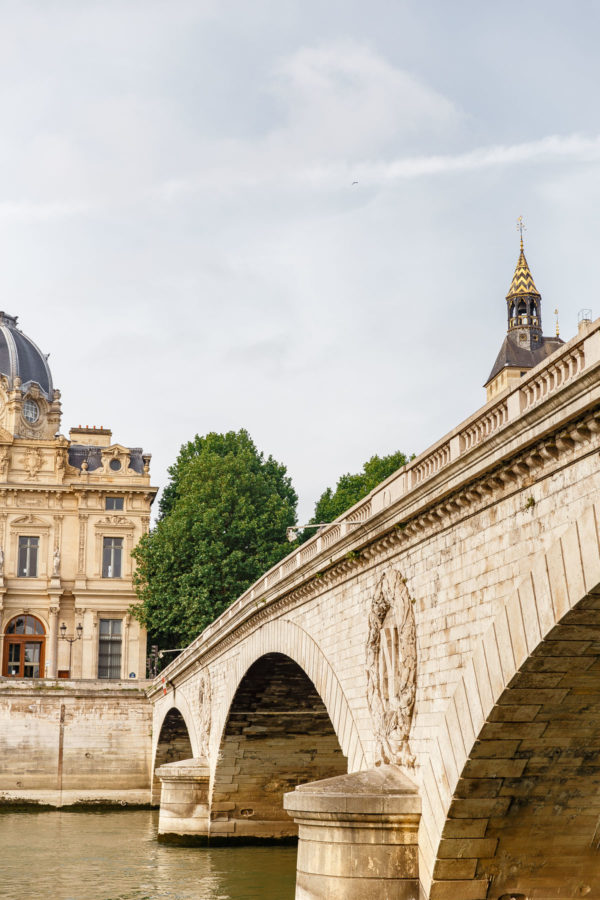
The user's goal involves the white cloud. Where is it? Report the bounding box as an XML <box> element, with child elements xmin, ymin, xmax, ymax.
<box><xmin>327</xmin><ymin>132</ymin><xmax>600</xmax><ymax>184</ymax></box>
<box><xmin>268</xmin><ymin>39</ymin><xmax>459</xmax><ymax>158</ymax></box>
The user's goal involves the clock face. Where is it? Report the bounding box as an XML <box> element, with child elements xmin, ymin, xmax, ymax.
<box><xmin>23</xmin><ymin>399</ymin><xmax>39</xmax><ymax>424</ymax></box>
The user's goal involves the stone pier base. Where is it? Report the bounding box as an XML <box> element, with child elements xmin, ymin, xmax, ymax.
<box><xmin>155</xmin><ymin>757</ymin><xmax>210</xmax><ymax>841</ymax></box>
<box><xmin>284</xmin><ymin>766</ymin><xmax>421</xmax><ymax>900</ymax></box>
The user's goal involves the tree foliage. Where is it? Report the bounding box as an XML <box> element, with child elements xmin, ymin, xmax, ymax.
<box><xmin>131</xmin><ymin>430</ymin><xmax>297</xmax><ymax>650</ymax></box>
<box><xmin>302</xmin><ymin>450</ymin><xmax>411</xmax><ymax>539</ymax></box>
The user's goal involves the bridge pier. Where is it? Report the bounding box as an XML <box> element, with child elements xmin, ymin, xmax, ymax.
<box><xmin>284</xmin><ymin>767</ymin><xmax>421</xmax><ymax>900</ymax></box>
<box><xmin>155</xmin><ymin>758</ymin><xmax>210</xmax><ymax>841</ymax></box>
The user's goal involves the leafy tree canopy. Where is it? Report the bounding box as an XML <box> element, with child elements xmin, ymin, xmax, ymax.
<box><xmin>131</xmin><ymin>429</ymin><xmax>297</xmax><ymax>650</ymax></box>
<box><xmin>302</xmin><ymin>450</ymin><xmax>412</xmax><ymax>539</ymax></box>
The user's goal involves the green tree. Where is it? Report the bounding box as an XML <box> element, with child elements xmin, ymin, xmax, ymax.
<box><xmin>131</xmin><ymin>430</ymin><xmax>297</xmax><ymax>650</ymax></box>
<box><xmin>302</xmin><ymin>450</ymin><xmax>411</xmax><ymax>539</ymax></box>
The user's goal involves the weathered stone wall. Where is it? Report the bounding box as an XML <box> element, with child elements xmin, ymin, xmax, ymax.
<box><xmin>0</xmin><ymin>680</ymin><xmax>152</xmax><ymax>806</ymax></box>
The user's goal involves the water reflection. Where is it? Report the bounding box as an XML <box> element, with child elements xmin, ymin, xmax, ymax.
<box><xmin>0</xmin><ymin>810</ymin><xmax>297</xmax><ymax>899</ymax></box>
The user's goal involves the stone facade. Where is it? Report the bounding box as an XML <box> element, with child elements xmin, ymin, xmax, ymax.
<box><xmin>0</xmin><ymin>312</ymin><xmax>157</xmax><ymax>682</ymax></box>
<box><xmin>151</xmin><ymin>317</ymin><xmax>600</xmax><ymax>898</ymax></box>
<box><xmin>0</xmin><ymin>311</ymin><xmax>157</xmax><ymax>805</ymax></box>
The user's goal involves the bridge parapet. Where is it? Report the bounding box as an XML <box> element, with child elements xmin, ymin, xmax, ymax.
<box><xmin>149</xmin><ymin>317</ymin><xmax>600</xmax><ymax>692</ymax></box>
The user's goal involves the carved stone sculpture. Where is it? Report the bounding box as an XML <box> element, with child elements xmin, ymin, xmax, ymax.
<box><xmin>53</xmin><ymin>547</ymin><xmax>61</xmax><ymax>576</ymax></box>
<box><xmin>366</xmin><ymin>569</ymin><xmax>417</xmax><ymax>768</ymax></box>
<box><xmin>198</xmin><ymin>671</ymin><xmax>212</xmax><ymax>758</ymax></box>
<box><xmin>24</xmin><ymin>447</ymin><xmax>42</xmax><ymax>480</ymax></box>
<box><xmin>0</xmin><ymin>545</ymin><xmax>5</xmax><ymax>574</ymax></box>
<box><xmin>0</xmin><ymin>446</ymin><xmax>9</xmax><ymax>477</ymax></box>
<box><xmin>56</xmin><ymin>449</ymin><xmax>66</xmax><ymax>474</ymax></box>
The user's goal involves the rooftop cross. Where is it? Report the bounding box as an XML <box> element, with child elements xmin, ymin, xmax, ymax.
<box><xmin>517</xmin><ymin>215</ymin><xmax>526</xmax><ymax>249</ymax></box>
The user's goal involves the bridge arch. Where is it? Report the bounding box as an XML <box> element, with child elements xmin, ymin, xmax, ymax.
<box><xmin>426</xmin><ymin>501</ymin><xmax>600</xmax><ymax>899</ymax></box>
<box><xmin>211</xmin><ymin>651</ymin><xmax>348</xmax><ymax>839</ymax></box>
<box><xmin>208</xmin><ymin>620</ymin><xmax>366</xmax><ymax>840</ymax></box>
<box><xmin>209</xmin><ymin>618</ymin><xmax>366</xmax><ymax>772</ymax></box>
<box><xmin>152</xmin><ymin>693</ymin><xmax>199</xmax><ymax>803</ymax></box>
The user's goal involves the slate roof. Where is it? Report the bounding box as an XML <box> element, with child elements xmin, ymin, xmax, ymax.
<box><xmin>67</xmin><ymin>445</ymin><xmax>145</xmax><ymax>473</ymax></box>
<box><xmin>0</xmin><ymin>311</ymin><xmax>53</xmax><ymax>399</ymax></box>
<box><xmin>485</xmin><ymin>332</ymin><xmax>563</xmax><ymax>386</ymax></box>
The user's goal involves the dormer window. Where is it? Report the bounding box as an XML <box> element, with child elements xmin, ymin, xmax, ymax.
<box><xmin>23</xmin><ymin>399</ymin><xmax>39</xmax><ymax>424</ymax></box>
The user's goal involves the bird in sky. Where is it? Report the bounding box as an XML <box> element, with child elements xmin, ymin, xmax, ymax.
<box><xmin>352</xmin><ymin>181</ymin><xmax>358</xmax><ymax>185</ymax></box>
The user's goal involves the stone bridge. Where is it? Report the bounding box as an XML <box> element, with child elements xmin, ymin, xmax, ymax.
<box><xmin>149</xmin><ymin>319</ymin><xmax>600</xmax><ymax>900</ymax></box>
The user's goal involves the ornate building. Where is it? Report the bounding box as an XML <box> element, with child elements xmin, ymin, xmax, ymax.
<box><xmin>0</xmin><ymin>312</ymin><xmax>157</xmax><ymax>681</ymax></box>
<box><xmin>485</xmin><ymin>234</ymin><xmax>563</xmax><ymax>400</ymax></box>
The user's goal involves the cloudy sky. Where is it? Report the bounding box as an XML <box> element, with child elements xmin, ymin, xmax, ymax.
<box><xmin>1</xmin><ymin>0</ymin><xmax>599</xmax><ymax>520</ymax></box>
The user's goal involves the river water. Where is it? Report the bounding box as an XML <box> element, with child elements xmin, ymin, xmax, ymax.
<box><xmin>0</xmin><ymin>810</ymin><xmax>297</xmax><ymax>900</ymax></box>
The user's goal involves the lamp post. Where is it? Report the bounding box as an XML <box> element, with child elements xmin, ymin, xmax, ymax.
<box><xmin>59</xmin><ymin>621</ymin><xmax>83</xmax><ymax>677</ymax></box>
<box><xmin>285</xmin><ymin>518</ymin><xmax>365</xmax><ymax>542</ymax></box>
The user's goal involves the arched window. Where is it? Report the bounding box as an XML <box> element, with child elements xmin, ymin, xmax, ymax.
<box><xmin>2</xmin><ymin>614</ymin><xmax>45</xmax><ymax>678</ymax></box>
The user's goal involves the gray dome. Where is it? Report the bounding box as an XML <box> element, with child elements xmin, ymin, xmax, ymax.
<box><xmin>0</xmin><ymin>312</ymin><xmax>53</xmax><ymax>400</ymax></box>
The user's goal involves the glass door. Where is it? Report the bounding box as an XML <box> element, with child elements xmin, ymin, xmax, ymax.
<box><xmin>6</xmin><ymin>642</ymin><xmax>21</xmax><ymax>676</ymax></box>
<box><xmin>23</xmin><ymin>642</ymin><xmax>41</xmax><ymax>678</ymax></box>
<box><xmin>3</xmin><ymin>639</ymin><xmax>43</xmax><ymax>677</ymax></box>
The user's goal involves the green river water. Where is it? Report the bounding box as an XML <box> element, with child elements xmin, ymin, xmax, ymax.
<box><xmin>0</xmin><ymin>810</ymin><xmax>297</xmax><ymax>900</ymax></box>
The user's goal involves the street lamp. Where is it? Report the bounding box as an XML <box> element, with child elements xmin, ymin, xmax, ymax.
<box><xmin>59</xmin><ymin>622</ymin><xmax>83</xmax><ymax>677</ymax></box>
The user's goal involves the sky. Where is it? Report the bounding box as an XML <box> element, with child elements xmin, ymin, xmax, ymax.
<box><xmin>1</xmin><ymin>0</ymin><xmax>600</xmax><ymax>521</ymax></box>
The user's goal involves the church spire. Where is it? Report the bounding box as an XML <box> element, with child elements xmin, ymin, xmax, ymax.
<box><xmin>505</xmin><ymin>217</ymin><xmax>542</xmax><ymax>346</ymax></box>
<box><xmin>485</xmin><ymin>220</ymin><xmax>564</xmax><ymax>400</ymax></box>
<box><xmin>506</xmin><ymin>244</ymin><xmax>541</xmax><ymax>300</ymax></box>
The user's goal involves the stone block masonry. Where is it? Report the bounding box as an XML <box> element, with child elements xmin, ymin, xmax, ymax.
<box><xmin>0</xmin><ymin>679</ymin><xmax>153</xmax><ymax>806</ymax></box>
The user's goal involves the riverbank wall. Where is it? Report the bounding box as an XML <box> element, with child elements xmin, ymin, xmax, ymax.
<box><xmin>0</xmin><ymin>679</ymin><xmax>153</xmax><ymax>807</ymax></box>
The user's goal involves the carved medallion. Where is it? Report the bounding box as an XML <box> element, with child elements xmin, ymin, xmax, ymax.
<box><xmin>366</xmin><ymin>569</ymin><xmax>417</xmax><ymax>768</ymax></box>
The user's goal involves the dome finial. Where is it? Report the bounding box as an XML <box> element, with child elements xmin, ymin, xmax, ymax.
<box><xmin>517</xmin><ymin>214</ymin><xmax>526</xmax><ymax>250</ymax></box>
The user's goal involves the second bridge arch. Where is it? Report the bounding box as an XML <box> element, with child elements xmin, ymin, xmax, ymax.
<box><xmin>210</xmin><ymin>651</ymin><xmax>347</xmax><ymax>840</ymax></box>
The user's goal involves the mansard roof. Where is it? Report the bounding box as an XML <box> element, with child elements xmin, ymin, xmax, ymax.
<box><xmin>0</xmin><ymin>311</ymin><xmax>53</xmax><ymax>399</ymax></box>
<box><xmin>485</xmin><ymin>332</ymin><xmax>563</xmax><ymax>386</ymax></box>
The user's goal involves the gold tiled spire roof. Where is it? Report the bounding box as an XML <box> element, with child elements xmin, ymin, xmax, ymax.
<box><xmin>506</xmin><ymin>239</ymin><xmax>540</xmax><ymax>299</ymax></box>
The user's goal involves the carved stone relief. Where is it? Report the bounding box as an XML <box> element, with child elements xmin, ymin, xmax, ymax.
<box><xmin>23</xmin><ymin>448</ymin><xmax>42</xmax><ymax>480</ymax></box>
<box><xmin>97</xmin><ymin>515</ymin><xmax>129</xmax><ymax>526</ymax></box>
<box><xmin>0</xmin><ymin>446</ymin><xmax>9</xmax><ymax>477</ymax></box>
<box><xmin>366</xmin><ymin>569</ymin><xmax>417</xmax><ymax>768</ymax></box>
<box><xmin>198</xmin><ymin>670</ymin><xmax>212</xmax><ymax>759</ymax></box>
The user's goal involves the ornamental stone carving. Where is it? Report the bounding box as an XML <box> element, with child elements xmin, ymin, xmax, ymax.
<box><xmin>198</xmin><ymin>670</ymin><xmax>211</xmax><ymax>758</ymax></box>
<box><xmin>366</xmin><ymin>569</ymin><xmax>417</xmax><ymax>768</ymax></box>
<box><xmin>24</xmin><ymin>447</ymin><xmax>43</xmax><ymax>480</ymax></box>
<box><xmin>0</xmin><ymin>446</ymin><xmax>9</xmax><ymax>477</ymax></box>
